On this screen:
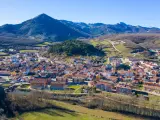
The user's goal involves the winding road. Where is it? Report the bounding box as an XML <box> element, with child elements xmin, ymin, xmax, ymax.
<box><xmin>108</xmin><ymin>40</ymin><xmax>121</xmax><ymax>52</ymax></box>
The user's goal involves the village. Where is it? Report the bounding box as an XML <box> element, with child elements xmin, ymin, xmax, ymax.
<box><xmin>0</xmin><ymin>49</ymin><xmax>160</xmax><ymax>98</ymax></box>
<box><xmin>1</xmin><ymin>2</ymin><xmax>160</xmax><ymax>119</ymax></box>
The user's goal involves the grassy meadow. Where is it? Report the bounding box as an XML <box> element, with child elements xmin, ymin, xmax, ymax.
<box><xmin>0</xmin><ymin>52</ymin><xmax>8</xmax><ymax>56</ymax></box>
<box><xmin>14</xmin><ymin>100</ymin><xmax>151</xmax><ymax>120</ymax></box>
<box><xmin>36</xmin><ymin>42</ymin><xmax>53</xmax><ymax>47</ymax></box>
<box><xmin>90</xmin><ymin>39</ymin><xmax>146</xmax><ymax>58</ymax></box>
<box><xmin>20</xmin><ymin>50</ymin><xmax>38</xmax><ymax>53</ymax></box>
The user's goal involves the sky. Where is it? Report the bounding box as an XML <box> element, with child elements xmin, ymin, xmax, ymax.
<box><xmin>0</xmin><ymin>0</ymin><xmax>160</xmax><ymax>27</ymax></box>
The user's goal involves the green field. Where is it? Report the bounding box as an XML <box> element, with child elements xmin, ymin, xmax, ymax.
<box><xmin>50</xmin><ymin>85</ymin><xmax>83</xmax><ymax>94</ymax></box>
<box><xmin>18</xmin><ymin>109</ymin><xmax>105</xmax><ymax>120</ymax></box>
<box><xmin>68</xmin><ymin>85</ymin><xmax>83</xmax><ymax>93</ymax></box>
<box><xmin>90</xmin><ymin>39</ymin><xmax>144</xmax><ymax>58</ymax></box>
<box><xmin>20</xmin><ymin>84</ymin><xmax>30</xmax><ymax>89</ymax></box>
<box><xmin>36</xmin><ymin>42</ymin><xmax>52</xmax><ymax>47</ymax></box>
<box><xmin>20</xmin><ymin>50</ymin><xmax>38</xmax><ymax>53</ymax></box>
<box><xmin>0</xmin><ymin>52</ymin><xmax>8</xmax><ymax>56</ymax></box>
<box><xmin>36</xmin><ymin>44</ymin><xmax>47</xmax><ymax>47</ymax></box>
<box><xmin>115</xmin><ymin>44</ymin><xmax>132</xmax><ymax>57</ymax></box>
<box><xmin>1</xmin><ymin>83</ymin><xmax>12</xmax><ymax>88</ymax></box>
<box><xmin>90</xmin><ymin>39</ymin><xmax>111</xmax><ymax>47</ymax></box>
<box><xmin>15</xmin><ymin>100</ymin><xmax>149</xmax><ymax>120</ymax></box>
<box><xmin>90</xmin><ymin>40</ymin><xmax>121</xmax><ymax>57</ymax></box>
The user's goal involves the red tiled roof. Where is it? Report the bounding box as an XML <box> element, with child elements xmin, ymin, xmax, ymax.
<box><xmin>31</xmin><ymin>80</ymin><xmax>47</xmax><ymax>84</ymax></box>
<box><xmin>51</xmin><ymin>82</ymin><xmax>66</xmax><ymax>86</ymax></box>
<box><xmin>144</xmin><ymin>82</ymin><xmax>160</xmax><ymax>87</ymax></box>
<box><xmin>96</xmin><ymin>81</ymin><xmax>113</xmax><ymax>86</ymax></box>
<box><xmin>72</xmin><ymin>74</ymin><xmax>87</xmax><ymax>78</ymax></box>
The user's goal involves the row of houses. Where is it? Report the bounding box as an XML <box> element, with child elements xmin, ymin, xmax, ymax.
<box><xmin>0</xmin><ymin>52</ymin><xmax>160</xmax><ymax>96</ymax></box>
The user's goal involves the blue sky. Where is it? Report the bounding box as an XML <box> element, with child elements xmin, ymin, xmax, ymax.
<box><xmin>0</xmin><ymin>0</ymin><xmax>160</xmax><ymax>27</ymax></box>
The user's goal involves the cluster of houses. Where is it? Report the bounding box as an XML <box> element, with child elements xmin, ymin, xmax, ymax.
<box><xmin>0</xmin><ymin>52</ymin><xmax>160</xmax><ymax>96</ymax></box>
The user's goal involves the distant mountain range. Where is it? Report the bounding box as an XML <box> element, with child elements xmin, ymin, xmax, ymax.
<box><xmin>60</xmin><ymin>21</ymin><xmax>160</xmax><ymax>36</ymax></box>
<box><xmin>0</xmin><ymin>13</ymin><xmax>160</xmax><ymax>44</ymax></box>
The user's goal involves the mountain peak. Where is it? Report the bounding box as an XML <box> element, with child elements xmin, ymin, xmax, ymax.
<box><xmin>37</xmin><ymin>13</ymin><xmax>50</xmax><ymax>17</ymax></box>
<box><xmin>117</xmin><ymin>22</ymin><xmax>127</xmax><ymax>26</ymax></box>
<box><xmin>119</xmin><ymin>22</ymin><xmax>127</xmax><ymax>24</ymax></box>
<box><xmin>34</xmin><ymin>13</ymin><xmax>54</xmax><ymax>20</ymax></box>
<box><xmin>0</xmin><ymin>13</ymin><xmax>160</xmax><ymax>43</ymax></box>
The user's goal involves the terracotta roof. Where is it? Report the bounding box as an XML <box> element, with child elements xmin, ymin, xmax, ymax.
<box><xmin>51</xmin><ymin>82</ymin><xmax>66</xmax><ymax>86</ymax></box>
<box><xmin>110</xmin><ymin>76</ymin><xmax>117</xmax><ymax>81</ymax></box>
<box><xmin>96</xmin><ymin>81</ymin><xmax>114</xmax><ymax>86</ymax></box>
<box><xmin>31</xmin><ymin>79</ymin><xmax>47</xmax><ymax>84</ymax></box>
<box><xmin>144</xmin><ymin>82</ymin><xmax>160</xmax><ymax>87</ymax></box>
<box><xmin>72</xmin><ymin>74</ymin><xmax>87</xmax><ymax>78</ymax></box>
